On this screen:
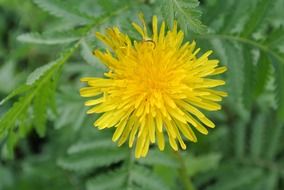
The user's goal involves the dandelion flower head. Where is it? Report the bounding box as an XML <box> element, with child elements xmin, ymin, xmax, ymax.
<box><xmin>80</xmin><ymin>14</ymin><xmax>227</xmax><ymax>158</ymax></box>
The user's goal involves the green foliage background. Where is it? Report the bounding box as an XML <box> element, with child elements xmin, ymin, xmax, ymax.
<box><xmin>0</xmin><ymin>0</ymin><xmax>283</xmax><ymax>189</ymax></box>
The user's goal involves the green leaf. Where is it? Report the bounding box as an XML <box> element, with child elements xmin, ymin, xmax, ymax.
<box><xmin>160</xmin><ymin>0</ymin><xmax>174</xmax><ymax>28</ymax></box>
<box><xmin>153</xmin><ymin>165</ymin><xmax>178</xmax><ymax>188</ymax></box>
<box><xmin>272</xmin><ymin>56</ymin><xmax>284</xmax><ymax>121</ymax></box>
<box><xmin>241</xmin><ymin>0</ymin><xmax>272</xmax><ymax>37</ymax></box>
<box><xmin>185</xmin><ymin>153</ymin><xmax>222</xmax><ymax>176</ymax></box>
<box><xmin>5</xmin><ymin>131</ymin><xmax>18</xmax><ymax>159</ymax></box>
<box><xmin>161</xmin><ymin>0</ymin><xmax>207</xmax><ymax>34</ymax></box>
<box><xmin>219</xmin><ymin>0</ymin><xmax>253</xmax><ymax>34</ymax></box>
<box><xmin>80</xmin><ymin>40</ymin><xmax>106</xmax><ymax>70</ymax></box>
<box><xmin>26</xmin><ymin>61</ymin><xmax>58</xmax><ymax>85</ymax></box>
<box><xmin>80</xmin><ymin>40</ymin><xmax>96</xmax><ymax>65</ymax></box>
<box><xmin>253</xmin><ymin>53</ymin><xmax>271</xmax><ymax>98</ymax></box>
<box><xmin>266</xmin><ymin>122</ymin><xmax>284</xmax><ymax>160</ymax></box>
<box><xmin>54</xmin><ymin>95</ymin><xmax>86</xmax><ymax>130</ymax></box>
<box><xmin>234</xmin><ymin>119</ymin><xmax>249</xmax><ymax>158</ymax></box>
<box><xmin>33</xmin><ymin>84</ymin><xmax>49</xmax><ymax>137</ymax></box>
<box><xmin>242</xmin><ymin>46</ymin><xmax>255</xmax><ymax>109</ymax></box>
<box><xmin>0</xmin><ymin>85</ymin><xmax>31</xmax><ymax>106</ymax></box>
<box><xmin>57</xmin><ymin>149</ymin><xmax>128</xmax><ymax>172</ymax></box>
<box><xmin>86</xmin><ymin>168</ymin><xmax>127</xmax><ymax>190</ymax></box>
<box><xmin>250</xmin><ymin>112</ymin><xmax>266</xmax><ymax>159</ymax></box>
<box><xmin>17</xmin><ymin>32</ymin><xmax>80</xmax><ymax>45</ymax></box>
<box><xmin>208</xmin><ymin>167</ymin><xmax>263</xmax><ymax>190</ymax></box>
<box><xmin>0</xmin><ymin>43</ymin><xmax>79</xmax><ymax>145</ymax></box>
<box><xmin>210</xmin><ymin>39</ymin><xmax>243</xmax><ymax>104</ymax></box>
<box><xmin>267</xmin><ymin>0</ymin><xmax>284</xmax><ymax>27</ymax></box>
<box><xmin>27</xmin><ymin>43</ymin><xmax>79</xmax><ymax>86</ymax></box>
<box><xmin>265</xmin><ymin>171</ymin><xmax>279</xmax><ymax>190</ymax></box>
<box><xmin>131</xmin><ymin>165</ymin><xmax>170</xmax><ymax>190</ymax></box>
<box><xmin>264</xmin><ymin>27</ymin><xmax>284</xmax><ymax>48</ymax></box>
<box><xmin>33</xmin><ymin>0</ymin><xmax>91</xmax><ymax>24</ymax></box>
<box><xmin>0</xmin><ymin>95</ymin><xmax>33</xmax><ymax>138</ymax></box>
<box><xmin>67</xmin><ymin>139</ymin><xmax>115</xmax><ymax>154</ymax></box>
<box><xmin>138</xmin><ymin>149</ymin><xmax>179</xmax><ymax>168</ymax></box>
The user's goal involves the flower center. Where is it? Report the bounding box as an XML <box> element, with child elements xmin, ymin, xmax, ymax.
<box><xmin>134</xmin><ymin>63</ymin><xmax>171</xmax><ymax>98</ymax></box>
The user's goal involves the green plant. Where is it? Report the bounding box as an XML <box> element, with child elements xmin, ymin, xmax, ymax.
<box><xmin>0</xmin><ymin>0</ymin><xmax>283</xmax><ymax>189</ymax></box>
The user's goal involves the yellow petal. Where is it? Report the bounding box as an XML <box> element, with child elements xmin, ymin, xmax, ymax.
<box><xmin>156</xmin><ymin>130</ymin><xmax>165</xmax><ymax>151</ymax></box>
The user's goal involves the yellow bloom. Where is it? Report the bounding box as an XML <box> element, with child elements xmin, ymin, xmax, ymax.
<box><xmin>80</xmin><ymin>14</ymin><xmax>227</xmax><ymax>158</ymax></box>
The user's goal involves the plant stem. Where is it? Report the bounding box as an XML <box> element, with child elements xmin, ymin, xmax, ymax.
<box><xmin>175</xmin><ymin>151</ymin><xmax>196</xmax><ymax>190</ymax></box>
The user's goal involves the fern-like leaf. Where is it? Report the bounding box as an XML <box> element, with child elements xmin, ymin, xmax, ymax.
<box><xmin>33</xmin><ymin>82</ymin><xmax>54</xmax><ymax>137</ymax></box>
<box><xmin>57</xmin><ymin>148</ymin><xmax>128</xmax><ymax>172</ymax></box>
<box><xmin>272</xmin><ymin>56</ymin><xmax>284</xmax><ymax>121</ymax></box>
<box><xmin>210</xmin><ymin>40</ymin><xmax>243</xmax><ymax>104</ymax></box>
<box><xmin>131</xmin><ymin>165</ymin><xmax>170</xmax><ymax>190</ymax></box>
<box><xmin>80</xmin><ymin>40</ymin><xmax>106</xmax><ymax>70</ymax></box>
<box><xmin>67</xmin><ymin>139</ymin><xmax>115</xmax><ymax>154</ymax></box>
<box><xmin>138</xmin><ymin>149</ymin><xmax>179</xmax><ymax>168</ymax></box>
<box><xmin>242</xmin><ymin>46</ymin><xmax>255</xmax><ymax>109</ymax></box>
<box><xmin>17</xmin><ymin>32</ymin><xmax>80</xmax><ymax>45</ymax></box>
<box><xmin>208</xmin><ymin>167</ymin><xmax>263</xmax><ymax>190</ymax></box>
<box><xmin>86</xmin><ymin>168</ymin><xmax>127</xmax><ymax>190</ymax></box>
<box><xmin>249</xmin><ymin>112</ymin><xmax>266</xmax><ymax>159</ymax></box>
<box><xmin>253</xmin><ymin>53</ymin><xmax>271</xmax><ymax>98</ymax></box>
<box><xmin>241</xmin><ymin>0</ymin><xmax>273</xmax><ymax>37</ymax></box>
<box><xmin>186</xmin><ymin>153</ymin><xmax>222</xmax><ymax>176</ymax></box>
<box><xmin>0</xmin><ymin>95</ymin><xmax>32</xmax><ymax>138</ymax></box>
<box><xmin>161</xmin><ymin>0</ymin><xmax>207</xmax><ymax>34</ymax></box>
<box><xmin>0</xmin><ymin>43</ymin><xmax>79</xmax><ymax>144</ymax></box>
<box><xmin>33</xmin><ymin>0</ymin><xmax>91</xmax><ymax>24</ymax></box>
<box><xmin>219</xmin><ymin>0</ymin><xmax>252</xmax><ymax>34</ymax></box>
<box><xmin>0</xmin><ymin>85</ymin><xmax>31</xmax><ymax>105</ymax></box>
<box><xmin>26</xmin><ymin>61</ymin><xmax>59</xmax><ymax>85</ymax></box>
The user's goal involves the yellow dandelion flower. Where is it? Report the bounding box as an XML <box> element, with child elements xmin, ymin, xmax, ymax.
<box><xmin>80</xmin><ymin>14</ymin><xmax>227</xmax><ymax>158</ymax></box>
